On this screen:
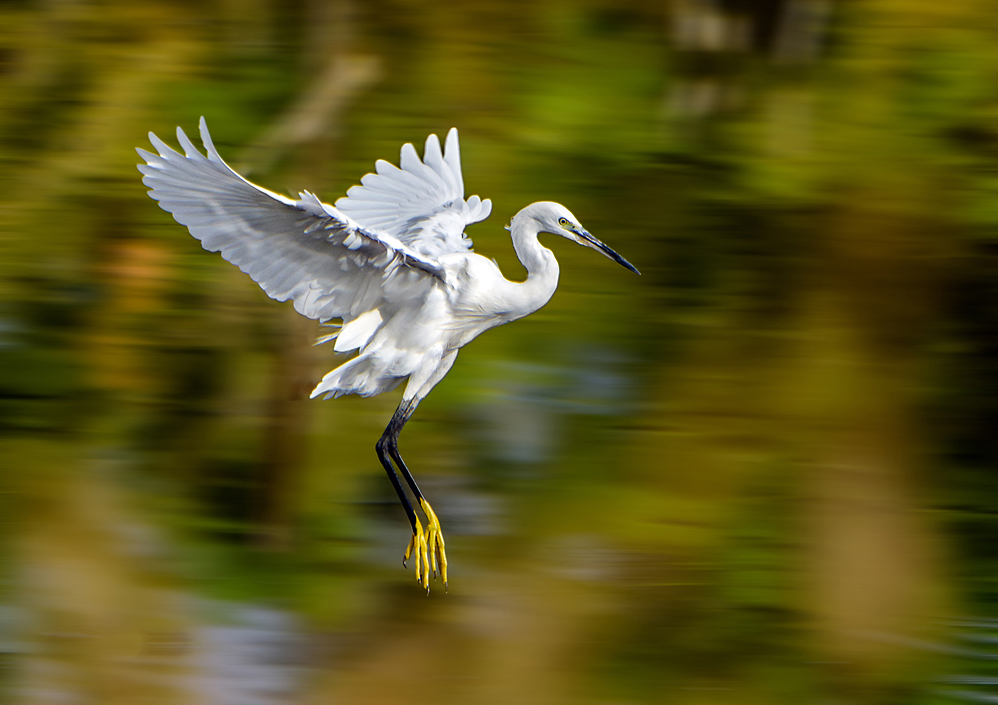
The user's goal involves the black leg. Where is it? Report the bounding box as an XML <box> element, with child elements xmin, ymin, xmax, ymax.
<box><xmin>375</xmin><ymin>432</ymin><xmax>417</xmax><ymax>533</ymax></box>
<box><xmin>376</xmin><ymin>396</ymin><xmax>447</xmax><ymax>590</ymax></box>
<box><xmin>380</xmin><ymin>400</ymin><xmax>426</xmax><ymax>502</ymax></box>
<box><xmin>375</xmin><ymin>396</ymin><xmax>419</xmax><ymax>522</ymax></box>
<box><xmin>388</xmin><ymin>439</ymin><xmax>424</xmax><ymax>502</ymax></box>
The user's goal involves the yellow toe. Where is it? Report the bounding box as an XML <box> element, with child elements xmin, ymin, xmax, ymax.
<box><xmin>404</xmin><ymin>517</ymin><xmax>430</xmax><ymax>589</ymax></box>
<box><xmin>402</xmin><ymin>501</ymin><xmax>448</xmax><ymax>592</ymax></box>
<box><xmin>419</xmin><ymin>498</ymin><xmax>448</xmax><ymax>589</ymax></box>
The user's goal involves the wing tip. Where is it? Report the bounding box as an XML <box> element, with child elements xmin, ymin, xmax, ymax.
<box><xmin>147</xmin><ymin>131</ymin><xmax>176</xmax><ymax>159</ymax></box>
<box><xmin>424</xmin><ymin>132</ymin><xmax>442</xmax><ymax>154</ymax></box>
<box><xmin>444</xmin><ymin>127</ymin><xmax>459</xmax><ymax>153</ymax></box>
<box><xmin>198</xmin><ymin>116</ymin><xmax>222</xmax><ymax>162</ymax></box>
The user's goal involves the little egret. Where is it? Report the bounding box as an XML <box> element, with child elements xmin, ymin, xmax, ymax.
<box><xmin>137</xmin><ymin>118</ymin><xmax>639</xmax><ymax>591</ymax></box>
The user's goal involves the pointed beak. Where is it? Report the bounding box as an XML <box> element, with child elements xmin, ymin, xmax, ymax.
<box><xmin>574</xmin><ymin>229</ymin><xmax>641</xmax><ymax>275</ymax></box>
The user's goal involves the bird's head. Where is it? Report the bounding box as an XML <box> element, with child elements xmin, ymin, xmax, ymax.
<box><xmin>525</xmin><ymin>202</ymin><xmax>640</xmax><ymax>275</ymax></box>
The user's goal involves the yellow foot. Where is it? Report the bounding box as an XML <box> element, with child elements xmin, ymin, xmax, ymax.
<box><xmin>402</xmin><ymin>499</ymin><xmax>448</xmax><ymax>592</ymax></box>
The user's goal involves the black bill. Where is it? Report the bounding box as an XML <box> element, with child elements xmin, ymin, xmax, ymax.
<box><xmin>576</xmin><ymin>229</ymin><xmax>641</xmax><ymax>275</ymax></box>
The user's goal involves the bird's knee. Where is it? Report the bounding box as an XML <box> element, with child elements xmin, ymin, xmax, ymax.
<box><xmin>376</xmin><ymin>433</ymin><xmax>396</xmax><ymax>456</ymax></box>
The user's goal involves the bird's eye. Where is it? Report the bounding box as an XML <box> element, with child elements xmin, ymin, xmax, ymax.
<box><xmin>558</xmin><ymin>218</ymin><xmax>569</xmax><ymax>226</ymax></box>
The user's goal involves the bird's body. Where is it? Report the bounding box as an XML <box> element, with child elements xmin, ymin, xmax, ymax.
<box><xmin>138</xmin><ymin>119</ymin><xmax>638</xmax><ymax>591</ymax></box>
<box><xmin>310</xmin><ymin>218</ymin><xmax>560</xmax><ymax>401</ymax></box>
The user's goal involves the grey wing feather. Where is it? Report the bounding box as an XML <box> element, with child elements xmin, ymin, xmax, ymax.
<box><xmin>334</xmin><ymin>128</ymin><xmax>492</xmax><ymax>259</ymax></box>
<box><xmin>137</xmin><ymin>117</ymin><xmax>444</xmax><ymax>323</ymax></box>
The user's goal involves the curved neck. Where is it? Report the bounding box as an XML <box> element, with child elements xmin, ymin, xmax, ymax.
<box><xmin>504</xmin><ymin>213</ymin><xmax>559</xmax><ymax>319</ymax></box>
<box><xmin>511</xmin><ymin>216</ymin><xmax>556</xmax><ymax>276</ymax></box>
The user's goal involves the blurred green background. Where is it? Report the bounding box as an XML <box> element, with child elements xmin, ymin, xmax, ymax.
<box><xmin>2</xmin><ymin>0</ymin><xmax>998</xmax><ymax>703</ymax></box>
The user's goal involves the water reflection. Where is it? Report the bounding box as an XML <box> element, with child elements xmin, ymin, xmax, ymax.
<box><xmin>196</xmin><ymin>603</ymin><xmax>308</xmax><ymax>705</ymax></box>
<box><xmin>1</xmin><ymin>0</ymin><xmax>996</xmax><ymax>703</ymax></box>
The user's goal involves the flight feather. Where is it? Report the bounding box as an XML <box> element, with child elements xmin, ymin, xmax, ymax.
<box><xmin>136</xmin><ymin>117</ymin><xmax>445</xmax><ymax>324</ymax></box>
<box><xmin>335</xmin><ymin>128</ymin><xmax>492</xmax><ymax>258</ymax></box>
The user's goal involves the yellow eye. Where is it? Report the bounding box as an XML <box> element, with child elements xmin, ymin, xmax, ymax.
<box><xmin>558</xmin><ymin>218</ymin><xmax>569</xmax><ymax>226</ymax></box>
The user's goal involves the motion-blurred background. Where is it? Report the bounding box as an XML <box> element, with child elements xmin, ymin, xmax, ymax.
<box><xmin>2</xmin><ymin>1</ymin><xmax>997</xmax><ymax>703</ymax></box>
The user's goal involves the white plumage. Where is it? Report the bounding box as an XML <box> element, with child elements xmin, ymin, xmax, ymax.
<box><xmin>335</xmin><ymin>128</ymin><xmax>491</xmax><ymax>257</ymax></box>
<box><xmin>138</xmin><ymin>118</ymin><xmax>638</xmax><ymax>590</ymax></box>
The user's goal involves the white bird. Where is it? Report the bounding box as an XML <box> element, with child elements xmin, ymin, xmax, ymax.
<box><xmin>137</xmin><ymin>118</ymin><xmax>639</xmax><ymax>591</ymax></box>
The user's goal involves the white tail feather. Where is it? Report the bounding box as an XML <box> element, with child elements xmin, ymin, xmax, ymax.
<box><xmin>310</xmin><ymin>354</ymin><xmax>404</xmax><ymax>399</ymax></box>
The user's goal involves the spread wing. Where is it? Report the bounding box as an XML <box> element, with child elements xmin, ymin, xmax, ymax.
<box><xmin>334</xmin><ymin>128</ymin><xmax>492</xmax><ymax>259</ymax></box>
<box><xmin>137</xmin><ymin>117</ymin><xmax>445</xmax><ymax>324</ymax></box>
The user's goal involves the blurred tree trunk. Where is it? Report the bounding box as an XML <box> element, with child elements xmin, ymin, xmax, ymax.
<box><xmin>664</xmin><ymin>0</ymin><xmax>956</xmax><ymax>688</ymax></box>
<box><xmin>254</xmin><ymin>0</ymin><xmax>379</xmax><ymax>547</ymax></box>
<box><xmin>790</xmin><ymin>283</ymin><xmax>949</xmax><ymax>684</ymax></box>
<box><xmin>777</xmin><ymin>189</ymin><xmax>955</xmax><ymax>686</ymax></box>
